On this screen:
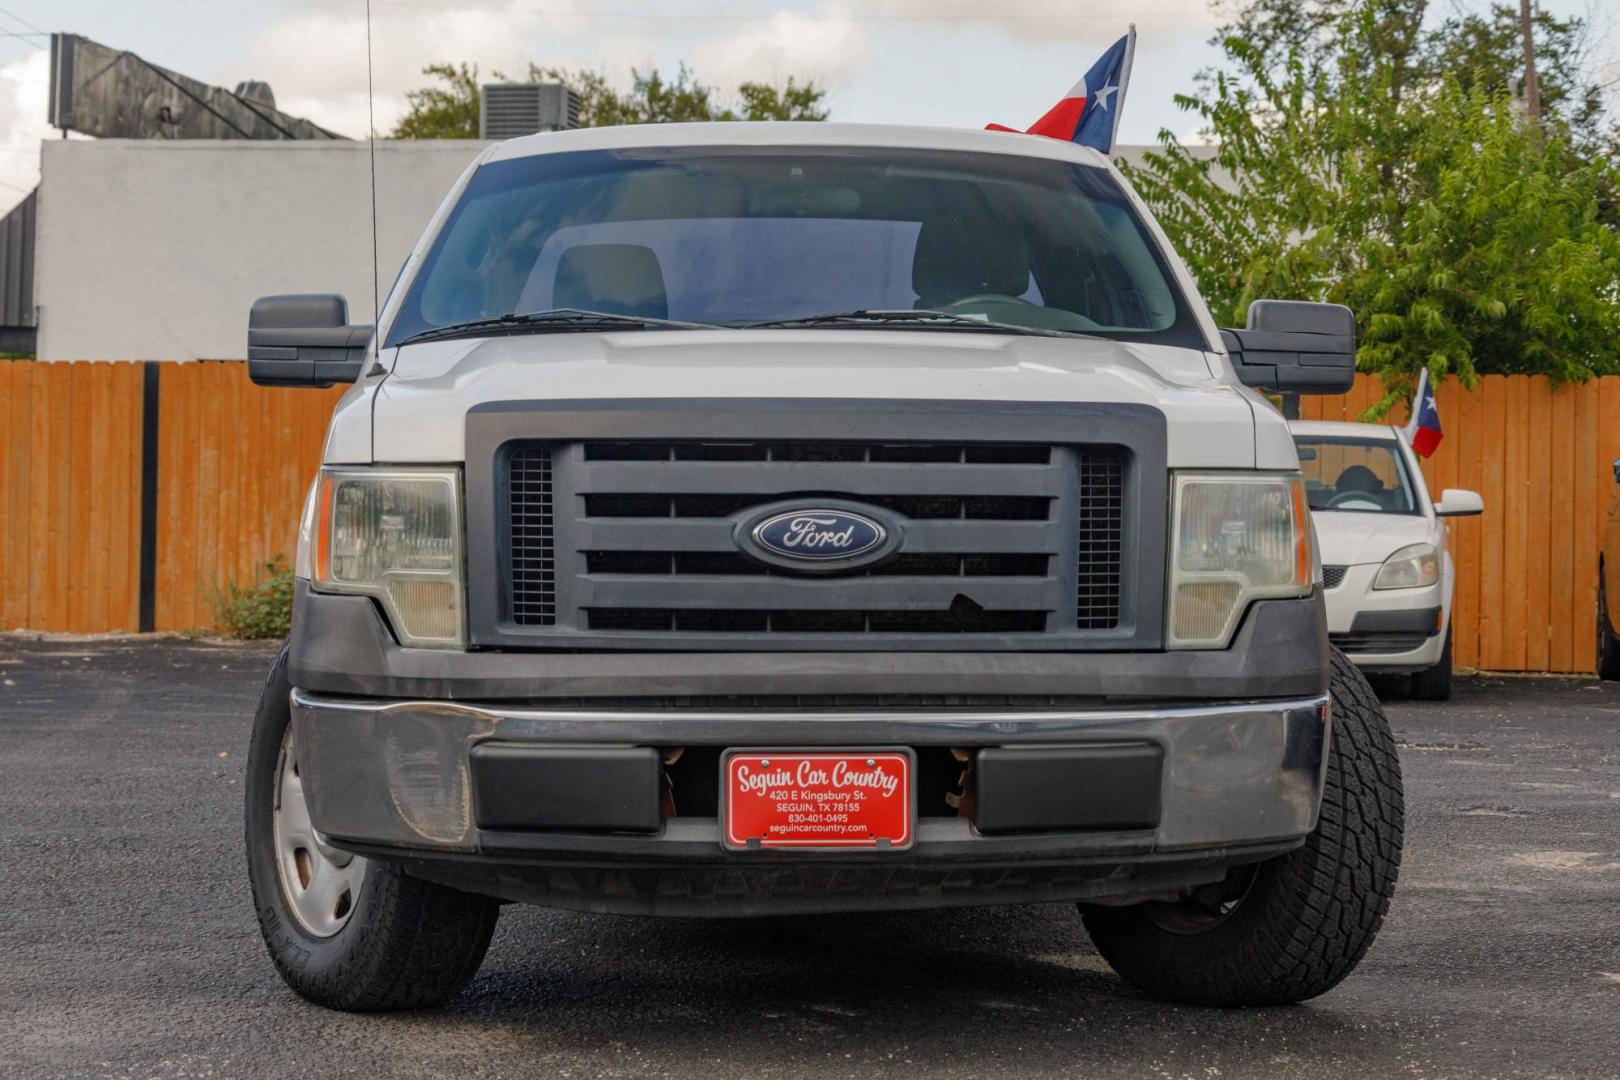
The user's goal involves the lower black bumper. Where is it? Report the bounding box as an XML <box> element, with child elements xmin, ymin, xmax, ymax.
<box><xmin>356</xmin><ymin>837</ymin><xmax>1304</xmax><ymax>917</ymax></box>
<box><xmin>1330</xmin><ymin>606</ymin><xmax>1444</xmax><ymax>671</ymax></box>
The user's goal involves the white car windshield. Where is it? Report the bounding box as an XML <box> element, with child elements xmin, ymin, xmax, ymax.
<box><xmin>384</xmin><ymin>146</ymin><xmax>1202</xmax><ymax>348</ymax></box>
<box><xmin>1294</xmin><ymin>436</ymin><xmax>1419</xmax><ymax>515</ymax></box>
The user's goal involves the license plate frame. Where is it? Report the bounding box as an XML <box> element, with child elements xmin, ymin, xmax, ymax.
<box><xmin>720</xmin><ymin>748</ymin><xmax>916</xmax><ymax>852</ymax></box>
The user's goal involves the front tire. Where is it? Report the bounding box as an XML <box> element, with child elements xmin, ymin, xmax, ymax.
<box><xmin>1081</xmin><ymin>649</ymin><xmax>1403</xmax><ymax>1006</ymax></box>
<box><xmin>246</xmin><ymin>645</ymin><xmax>500</xmax><ymax>1011</ymax></box>
<box><xmin>1408</xmin><ymin>627</ymin><xmax>1453</xmax><ymax>701</ymax></box>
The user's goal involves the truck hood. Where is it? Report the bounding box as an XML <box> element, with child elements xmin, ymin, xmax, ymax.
<box><xmin>361</xmin><ymin>330</ymin><xmax>1273</xmax><ymax>467</ymax></box>
<box><xmin>1312</xmin><ymin>510</ymin><xmax>1439</xmax><ymax>567</ymax></box>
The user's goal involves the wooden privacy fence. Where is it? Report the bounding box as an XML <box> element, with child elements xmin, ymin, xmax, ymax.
<box><xmin>1301</xmin><ymin>374</ymin><xmax>1619</xmax><ymax>674</ymax></box>
<box><xmin>0</xmin><ymin>360</ymin><xmax>1616</xmax><ymax>673</ymax></box>
<box><xmin>1</xmin><ymin>360</ymin><xmax>343</xmax><ymax>634</ymax></box>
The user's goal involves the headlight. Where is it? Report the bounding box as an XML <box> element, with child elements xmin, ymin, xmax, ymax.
<box><xmin>1374</xmin><ymin>543</ymin><xmax>1440</xmax><ymax>590</ymax></box>
<box><xmin>297</xmin><ymin>467</ymin><xmax>465</xmax><ymax>648</ymax></box>
<box><xmin>1168</xmin><ymin>472</ymin><xmax>1313</xmax><ymax>648</ymax></box>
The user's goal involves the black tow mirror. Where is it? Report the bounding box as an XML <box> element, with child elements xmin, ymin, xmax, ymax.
<box><xmin>1222</xmin><ymin>300</ymin><xmax>1356</xmax><ymax>395</ymax></box>
<box><xmin>247</xmin><ymin>294</ymin><xmax>373</xmax><ymax>388</ymax></box>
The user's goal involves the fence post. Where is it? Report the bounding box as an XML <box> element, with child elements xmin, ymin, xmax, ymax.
<box><xmin>137</xmin><ymin>361</ymin><xmax>160</xmax><ymax>632</ymax></box>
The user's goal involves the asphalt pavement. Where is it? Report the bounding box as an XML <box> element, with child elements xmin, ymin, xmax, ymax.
<box><xmin>2</xmin><ymin>636</ymin><xmax>1617</xmax><ymax>1078</ymax></box>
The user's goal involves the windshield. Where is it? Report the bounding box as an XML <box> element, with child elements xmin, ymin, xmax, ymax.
<box><xmin>1294</xmin><ymin>436</ymin><xmax>1420</xmax><ymax>515</ymax></box>
<box><xmin>385</xmin><ymin>146</ymin><xmax>1203</xmax><ymax>348</ymax></box>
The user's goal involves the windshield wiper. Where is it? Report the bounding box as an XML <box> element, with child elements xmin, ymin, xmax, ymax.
<box><xmin>742</xmin><ymin>309</ymin><xmax>1080</xmax><ymax>338</ymax></box>
<box><xmin>397</xmin><ymin>308</ymin><xmax>721</xmax><ymax>346</ymax></box>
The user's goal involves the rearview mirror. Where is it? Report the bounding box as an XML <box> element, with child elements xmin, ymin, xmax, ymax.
<box><xmin>247</xmin><ymin>294</ymin><xmax>373</xmax><ymax>388</ymax></box>
<box><xmin>1223</xmin><ymin>300</ymin><xmax>1356</xmax><ymax>395</ymax></box>
<box><xmin>1434</xmin><ymin>489</ymin><xmax>1484</xmax><ymax>518</ymax></box>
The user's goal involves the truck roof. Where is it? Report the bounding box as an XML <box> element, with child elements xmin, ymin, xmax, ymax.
<box><xmin>482</xmin><ymin>121</ymin><xmax>1115</xmax><ymax>169</ymax></box>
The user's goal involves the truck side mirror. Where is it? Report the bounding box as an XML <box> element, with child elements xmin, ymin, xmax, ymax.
<box><xmin>1223</xmin><ymin>300</ymin><xmax>1356</xmax><ymax>395</ymax></box>
<box><xmin>1434</xmin><ymin>489</ymin><xmax>1484</xmax><ymax>517</ymax></box>
<box><xmin>248</xmin><ymin>294</ymin><xmax>374</xmax><ymax>388</ymax></box>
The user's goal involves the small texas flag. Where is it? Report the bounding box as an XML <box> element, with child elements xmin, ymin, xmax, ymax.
<box><xmin>1403</xmin><ymin>369</ymin><xmax>1443</xmax><ymax>457</ymax></box>
<box><xmin>987</xmin><ymin>26</ymin><xmax>1136</xmax><ymax>153</ymax></box>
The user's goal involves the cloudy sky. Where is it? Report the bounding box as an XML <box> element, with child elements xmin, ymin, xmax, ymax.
<box><xmin>0</xmin><ymin>0</ymin><xmax>1615</xmax><ymax>208</ymax></box>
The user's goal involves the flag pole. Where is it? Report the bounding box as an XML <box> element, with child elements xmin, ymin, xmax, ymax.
<box><xmin>1112</xmin><ymin>24</ymin><xmax>1137</xmax><ymax>152</ymax></box>
<box><xmin>1403</xmin><ymin>369</ymin><xmax>1428</xmax><ymax>440</ymax></box>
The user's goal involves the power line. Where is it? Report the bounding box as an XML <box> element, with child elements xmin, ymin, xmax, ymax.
<box><xmin>0</xmin><ymin>4</ymin><xmax>44</xmax><ymax>35</ymax></box>
<box><xmin>0</xmin><ymin>3</ymin><xmax>46</xmax><ymax>64</ymax></box>
<box><xmin>371</xmin><ymin>1</ymin><xmax>1201</xmax><ymax>21</ymax></box>
<box><xmin>0</xmin><ymin>34</ymin><xmax>48</xmax><ymax>87</ymax></box>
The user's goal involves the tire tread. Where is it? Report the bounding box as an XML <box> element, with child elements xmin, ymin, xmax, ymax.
<box><xmin>1082</xmin><ymin>650</ymin><xmax>1404</xmax><ymax>1005</ymax></box>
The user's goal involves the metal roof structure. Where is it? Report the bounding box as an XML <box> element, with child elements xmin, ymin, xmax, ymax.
<box><xmin>48</xmin><ymin>33</ymin><xmax>343</xmax><ymax>141</ymax></box>
<box><xmin>0</xmin><ymin>189</ymin><xmax>35</xmax><ymax>355</ymax></box>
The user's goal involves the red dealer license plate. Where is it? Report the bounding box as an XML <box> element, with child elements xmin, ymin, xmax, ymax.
<box><xmin>722</xmin><ymin>750</ymin><xmax>915</xmax><ymax>851</ymax></box>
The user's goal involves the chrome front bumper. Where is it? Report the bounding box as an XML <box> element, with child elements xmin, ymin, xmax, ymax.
<box><xmin>291</xmin><ymin>691</ymin><xmax>1332</xmax><ymax>859</ymax></box>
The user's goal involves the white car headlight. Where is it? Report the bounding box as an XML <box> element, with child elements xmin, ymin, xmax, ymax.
<box><xmin>1168</xmin><ymin>472</ymin><xmax>1314</xmax><ymax>649</ymax></box>
<box><xmin>1373</xmin><ymin>543</ymin><xmax>1440</xmax><ymax>590</ymax></box>
<box><xmin>297</xmin><ymin>467</ymin><xmax>465</xmax><ymax>648</ymax></box>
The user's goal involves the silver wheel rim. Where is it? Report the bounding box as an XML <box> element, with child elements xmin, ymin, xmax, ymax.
<box><xmin>272</xmin><ymin>729</ymin><xmax>366</xmax><ymax>938</ymax></box>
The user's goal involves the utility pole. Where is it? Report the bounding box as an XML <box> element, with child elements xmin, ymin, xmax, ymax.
<box><xmin>1519</xmin><ymin>0</ymin><xmax>1542</xmax><ymax>124</ymax></box>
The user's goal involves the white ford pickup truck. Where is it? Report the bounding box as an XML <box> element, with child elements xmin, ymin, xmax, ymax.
<box><xmin>243</xmin><ymin>122</ymin><xmax>1402</xmax><ymax>1011</ymax></box>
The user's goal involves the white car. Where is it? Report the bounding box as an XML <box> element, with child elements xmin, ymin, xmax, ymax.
<box><xmin>1289</xmin><ymin>420</ymin><xmax>1483</xmax><ymax>699</ymax></box>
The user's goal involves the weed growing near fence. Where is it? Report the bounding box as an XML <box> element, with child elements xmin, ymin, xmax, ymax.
<box><xmin>213</xmin><ymin>557</ymin><xmax>294</xmax><ymax>640</ymax></box>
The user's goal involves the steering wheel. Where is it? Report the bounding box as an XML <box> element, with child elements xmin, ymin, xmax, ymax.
<box><xmin>939</xmin><ymin>293</ymin><xmax>1035</xmax><ymax>310</ymax></box>
<box><xmin>1327</xmin><ymin>491</ymin><xmax>1383</xmax><ymax>511</ymax></box>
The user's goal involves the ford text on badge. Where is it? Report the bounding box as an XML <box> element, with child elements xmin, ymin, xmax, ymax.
<box><xmin>750</xmin><ymin>509</ymin><xmax>887</xmax><ymax>561</ymax></box>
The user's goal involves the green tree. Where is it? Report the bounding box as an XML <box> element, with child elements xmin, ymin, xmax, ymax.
<box><xmin>533</xmin><ymin>64</ymin><xmax>829</xmax><ymax>124</ymax></box>
<box><xmin>391</xmin><ymin>62</ymin><xmax>480</xmax><ymax>138</ymax></box>
<box><xmin>733</xmin><ymin>77</ymin><xmax>830</xmax><ymax>122</ymax></box>
<box><xmin>1210</xmin><ymin>0</ymin><xmax>1607</xmax><ymax>143</ymax></box>
<box><xmin>392</xmin><ymin>62</ymin><xmax>827</xmax><ymax>138</ymax></box>
<box><xmin>1349</xmin><ymin>83</ymin><xmax>1620</xmax><ymax>390</ymax></box>
<box><xmin>1123</xmin><ymin>3</ymin><xmax>1620</xmax><ymax>410</ymax></box>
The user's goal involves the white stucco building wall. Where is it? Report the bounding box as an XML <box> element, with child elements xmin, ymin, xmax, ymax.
<box><xmin>35</xmin><ymin>139</ymin><xmax>492</xmax><ymax>360</ymax></box>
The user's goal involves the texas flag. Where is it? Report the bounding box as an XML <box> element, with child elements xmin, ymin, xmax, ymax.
<box><xmin>987</xmin><ymin>27</ymin><xmax>1136</xmax><ymax>153</ymax></box>
<box><xmin>1403</xmin><ymin>369</ymin><xmax>1444</xmax><ymax>457</ymax></box>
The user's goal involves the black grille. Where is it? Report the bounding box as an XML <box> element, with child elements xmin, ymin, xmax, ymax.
<box><xmin>504</xmin><ymin>439</ymin><xmax>1130</xmax><ymax>641</ymax></box>
<box><xmin>584</xmin><ymin>441</ymin><xmax>1052</xmax><ymax>464</ymax></box>
<box><xmin>508</xmin><ymin>445</ymin><xmax>556</xmax><ymax>625</ymax></box>
<box><xmin>1330</xmin><ymin>631</ymin><xmax>1431</xmax><ymax>653</ymax></box>
<box><xmin>1076</xmin><ymin>451</ymin><xmax>1125</xmax><ymax>629</ymax></box>
<box><xmin>583</xmin><ymin>551</ymin><xmax>1048</xmax><ymax>577</ymax></box>
<box><xmin>583</xmin><ymin>492</ymin><xmax>1051</xmax><ymax>521</ymax></box>
<box><xmin>585</xmin><ymin>608</ymin><xmax>1046</xmax><ymax>634</ymax></box>
<box><xmin>1322</xmin><ymin>565</ymin><xmax>1347</xmax><ymax>589</ymax></box>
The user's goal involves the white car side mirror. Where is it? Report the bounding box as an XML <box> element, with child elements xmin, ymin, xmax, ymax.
<box><xmin>1435</xmin><ymin>488</ymin><xmax>1484</xmax><ymax>517</ymax></box>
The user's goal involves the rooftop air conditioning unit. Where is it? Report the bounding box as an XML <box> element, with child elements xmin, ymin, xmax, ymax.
<box><xmin>479</xmin><ymin>83</ymin><xmax>582</xmax><ymax>139</ymax></box>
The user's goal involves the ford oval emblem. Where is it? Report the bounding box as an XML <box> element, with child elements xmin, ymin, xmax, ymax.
<box><xmin>750</xmin><ymin>508</ymin><xmax>888</xmax><ymax>562</ymax></box>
